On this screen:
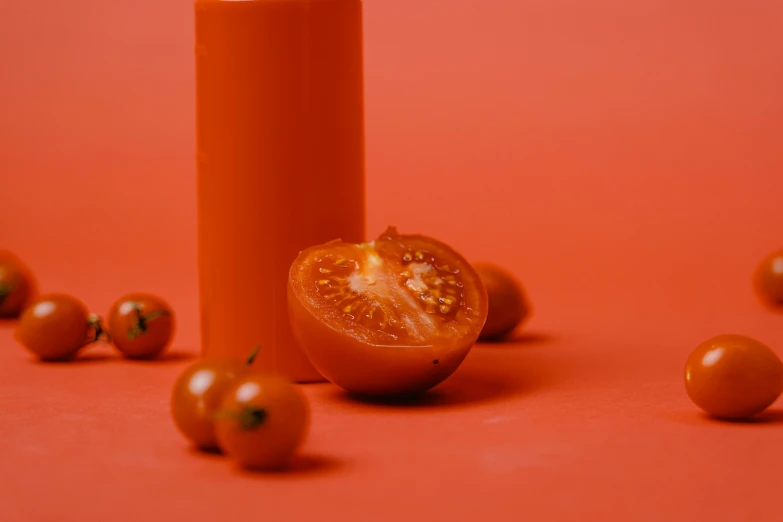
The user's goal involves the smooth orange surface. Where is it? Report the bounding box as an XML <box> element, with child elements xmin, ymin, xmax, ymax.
<box><xmin>107</xmin><ymin>293</ymin><xmax>175</xmax><ymax>359</ymax></box>
<box><xmin>684</xmin><ymin>334</ymin><xmax>783</xmax><ymax>420</ymax></box>
<box><xmin>170</xmin><ymin>357</ymin><xmax>250</xmax><ymax>450</ymax></box>
<box><xmin>754</xmin><ymin>249</ymin><xmax>783</xmax><ymax>309</ymax></box>
<box><xmin>2</xmin><ymin>0</ymin><xmax>783</xmax><ymax>520</ymax></box>
<box><xmin>195</xmin><ymin>0</ymin><xmax>365</xmax><ymax>381</ymax></box>
<box><xmin>474</xmin><ymin>262</ymin><xmax>530</xmax><ymax>341</ymax></box>
<box><xmin>0</xmin><ymin>254</ymin><xmax>35</xmax><ymax>318</ymax></box>
<box><xmin>14</xmin><ymin>294</ymin><xmax>94</xmax><ymax>361</ymax></box>
<box><xmin>214</xmin><ymin>372</ymin><xmax>310</xmax><ymax>470</ymax></box>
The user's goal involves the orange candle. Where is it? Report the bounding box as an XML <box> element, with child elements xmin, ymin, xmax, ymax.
<box><xmin>194</xmin><ymin>0</ymin><xmax>366</xmax><ymax>381</ymax></box>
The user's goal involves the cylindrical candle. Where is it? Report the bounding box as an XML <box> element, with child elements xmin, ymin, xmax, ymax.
<box><xmin>194</xmin><ymin>0</ymin><xmax>366</xmax><ymax>381</ymax></box>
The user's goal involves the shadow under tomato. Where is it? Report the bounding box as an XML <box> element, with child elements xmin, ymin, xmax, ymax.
<box><xmin>711</xmin><ymin>409</ymin><xmax>783</xmax><ymax>425</ymax></box>
<box><xmin>187</xmin><ymin>445</ymin><xmax>224</xmax><ymax>461</ymax></box>
<box><xmin>0</xmin><ymin>317</ymin><xmax>20</xmax><ymax>328</ymax></box>
<box><xmin>478</xmin><ymin>330</ymin><xmax>556</xmax><ymax>347</ymax></box>
<box><xmin>671</xmin><ymin>409</ymin><xmax>783</xmax><ymax>426</ymax></box>
<box><xmin>122</xmin><ymin>350</ymin><xmax>197</xmax><ymax>365</ymax></box>
<box><xmin>30</xmin><ymin>352</ymin><xmax>115</xmax><ymax>365</ymax></box>
<box><xmin>233</xmin><ymin>453</ymin><xmax>347</xmax><ymax>478</ymax></box>
<box><xmin>332</xmin><ymin>344</ymin><xmax>557</xmax><ymax>410</ymax></box>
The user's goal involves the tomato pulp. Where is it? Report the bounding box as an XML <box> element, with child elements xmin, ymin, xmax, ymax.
<box><xmin>288</xmin><ymin>227</ymin><xmax>488</xmax><ymax>397</ymax></box>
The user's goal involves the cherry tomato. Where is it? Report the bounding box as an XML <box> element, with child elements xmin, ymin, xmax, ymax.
<box><xmin>15</xmin><ymin>294</ymin><xmax>99</xmax><ymax>361</ymax></box>
<box><xmin>107</xmin><ymin>293</ymin><xmax>174</xmax><ymax>359</ymax></box>
<box><xmin>473</xmin><ymin>262</ymin><xmax>530</xmax><ymax>341</ymax></box>
<box><xmin>215</xmin><ymin>373</ymin><xmax>310</xmax><ymax>470</ymax></box>
<box><xmin>754</xmin><ymin>249</ymin><xmax>783</xmax><ymax>310</ymax></box>
<box><xmin>684</xmin><ymin>334</ymin><xmax>783</xmax><ymax>420</ymax></box>
<box><xmin>0</xmin><ymin>252</ymin><xmax>36</xmax><ymax>318</ymax></box>
<box><xmin>288</xmin><ymin>226</ymin><xmax>488</xmax><ymax>397</ymax></box>
<box><xmin>170</xmin><ymin>349</ymin><xmax>258</xmax><ymax>450</ymax></box>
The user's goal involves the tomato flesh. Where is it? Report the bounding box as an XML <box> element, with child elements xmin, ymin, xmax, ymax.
<box><xmin>288</xmin><ymin>227</ymin><xmax>488</xmax><ymax>396</ymax></box>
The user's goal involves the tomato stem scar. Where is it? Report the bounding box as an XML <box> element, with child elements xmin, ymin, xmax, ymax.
<box><xmin>88</xmin><ymin>313</ymin><xmax>107</xmax><ymax>343</ymax></box>
<box><xmin>433</xmin><ymin>359</ymin><xmax>439</xmax><ymax>364</ymax></box>
<box><xmin>246</xmin><ymin>345</ymin><xmax>260</xmax><ymax>365</ymax></box>
<box><xmin>128</xmin><ymin>305</ymin><xmax>171</xmax><ymax>340</ymax></box>
<box><xmin>214</xmin><ymin>407</ymin><xmax>268</xmax><ymax>430</ymax></box>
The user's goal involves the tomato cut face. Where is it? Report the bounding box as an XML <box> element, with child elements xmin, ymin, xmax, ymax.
<box><xmin>288</xmin><ymin>227</ymin><xmax>488</xmax><ymax>397</ymax></box>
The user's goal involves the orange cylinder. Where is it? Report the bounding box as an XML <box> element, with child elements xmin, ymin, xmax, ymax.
<box><xmin>194</xmin><ymin>0</ymin><xmax>366</xmax><ymax>381</ymax></box>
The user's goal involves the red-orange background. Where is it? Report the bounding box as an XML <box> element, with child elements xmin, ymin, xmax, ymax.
<box><xmin>2</xmin><ymin>1</ymin><xmax>783</xmax><ymax>521</ymax></box>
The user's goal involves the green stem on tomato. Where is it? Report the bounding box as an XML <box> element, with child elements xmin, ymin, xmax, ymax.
<box><xmin>143</xmin><ymin>309</ymin><xmax>170</xmax><ymax>322</ymax></box>
<box><xmin>128</xmin><ymin>306</ymin><xmax>171</xmax><ymax>340</ymax></box>
<box><xmin>88</xmin><ymin>313</ymin><xmax>108</xmax><ymax>343</ymax></box>
<box><xmin>213</xmin><ymin>406</ymin><xmax>268</xmax><ymax>430</ymax></box>
<box><xmin>246</xmin><ymin>345</ymin><xmax>260</xmax><ymax>365</ymax></box>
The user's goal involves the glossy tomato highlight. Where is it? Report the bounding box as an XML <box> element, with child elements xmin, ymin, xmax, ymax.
<box><xmin>171</xmin><ymin>358</ymin><xmax>249</xmax><ymax>450</ymax></box>
<box><xmin>107</xmin><ymin>293</ymin><xmax>174</xmax><ymax>359</ymax></box>
<box><xmin>288</xmin><ymin>227</ymin><xmax>488</xmax><ymax>397</ymax></box>
<box><xmin>684</xmin><ymin>334</ymin><xmax>783</xmax><ymax>420</ymax></box>
<box><xmin>15</xmin><ymin>294</ymin><xmax>98</xmax><ymax>361</ymax></box>
<box><xmin>214</xmin><ymin>373</ymin><xmax>310</xmax><ymax>470</ymax></box>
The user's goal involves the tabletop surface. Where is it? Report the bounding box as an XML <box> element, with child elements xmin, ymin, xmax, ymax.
<box><xmin>3</xmin><ymin>294</ymin><xmax>783</xmax><ymax>521</ymax></box>
<box><xmin>2</xmin><ymin>1</ymin><xmax>783</xmax><ymax>520</ymax></box>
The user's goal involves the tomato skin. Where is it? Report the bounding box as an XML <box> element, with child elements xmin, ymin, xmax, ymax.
<box><xmin>754</xmin><ymin>249</ymin><xmax>783</xmax><ymax>310</ymax></box>
<box><xmin>15</xmin><ymin>294</ymin><xmax>93</xmax><ymax>361</ymax></box>
<box><xmin>289</xmin><ymin>282</ymin><xmax>469</xmax><ymax>396</ymax></box>
<box><xmin>684</xmin><ymin>334</ymin><xmax>783</xmax><ymax>419</ymax></box>
<box><xmin>107</xmin><ymin>293</ymin><xmax>174</xmax><ymax>359</ymax></box>
<box><xmin>0</xmin><ymin>252</ymin><xmax>36</xmax><ymax>318</ymax></box>
<box><xmin>288</xmin><ymin>227</ymin><xmax>488</xmax><ymax>397</ymax></box>
<box><xmin>215</xmin><ymin>373</ymin><xmax>309</xmax><ymax>470</ymax></box>
<box><xmin>171</xmin><ymin>358</ymin><xmax>248</xmax><ymax>450</ymax></box>
<box><xmin>474</xmin><ymin>262</ymin><xmax>530</xmax><ymax>341</ymax></box>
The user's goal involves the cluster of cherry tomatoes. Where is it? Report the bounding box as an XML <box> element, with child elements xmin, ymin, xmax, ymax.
<box><xmin>166</xmin><ymin>227</ymin><xmax>529</xmax><ymax>470</ymax></box>
<box><xmin>7</xmin><ymin>233</ymin><xmax>779</xmax><ymax>470</ymax></box>
<box><xmin>2</xmin><ymin>250</ymin><xmax>309</xmax><ymax>471</ymax></box>
<box><xmin>171</xmin><ymin>347</ymin><xmax>310</xmax><ymax>470</ymax></box>
<box><xmin>0</xmin><ymin>251</ymin><xmax>174</xmax><ymax>361</ymax></box>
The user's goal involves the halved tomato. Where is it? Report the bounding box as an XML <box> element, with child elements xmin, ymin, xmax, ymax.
<box><xmin>287</xmin><ymin>226</ymin><xmax>488</xmax><ymax>397</ymax></box>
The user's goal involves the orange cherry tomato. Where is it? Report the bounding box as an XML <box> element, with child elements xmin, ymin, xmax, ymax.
<box><xmin>684</xmin><ymin>334</ymin><xmax>783</xmax><ymax>420</ymax></box>
<box><xmin>0</xmin><ymin>252</ymin><xmax>36</xmax><ymax>318</ymax></box>
<box><xmin>107</xmin><ymin>293</ymin><xmax>174</xmax><ymax>359</ymax></box>
<box><xmin>171</xmin><ymin>356</ymin><xmax>252</xmax><ymax>450</ymax></box>
<box><xmin>215</xmin><ymin>373</ymin><xmax>310</xmax><ymax>470</ymax></box>
<box><xmin>15</xmin><ymin>294</ymin><xmax>99</xmax><ymax>361</ymax></box>
<box><xmin>754</xmin><ymin>249</ymin><xmax>783</xmax><ymax>310</ymax></box>
<box><xmin>288</xmin><ymin>226</ymin><xmax>488</xmax><ymax>397</ymax></box>
<box><xmin>473</xmin><ymin>262</ymin><xmax>530</xmax><ymax>341</ymax></box>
